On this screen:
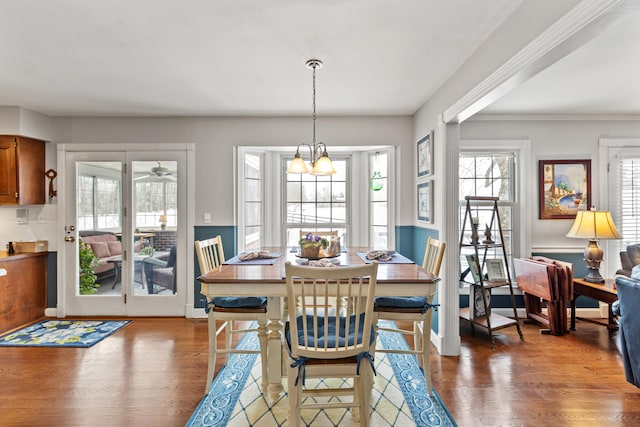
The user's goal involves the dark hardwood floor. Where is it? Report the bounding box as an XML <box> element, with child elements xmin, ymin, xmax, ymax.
<box><xmin>0</xmin><ymin>317</ymin><xmax>638</xmax><ymax>426</ymax></box>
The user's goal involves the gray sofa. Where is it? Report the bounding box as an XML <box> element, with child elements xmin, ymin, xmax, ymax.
<box><xmin>616</xmin><ymin>244</ymin><xmax>640</xmax><ymax>277</ymax></box>
<box><xmin>613</xmin><ymin>265</ymin><xmax>640</xmax><ymax>388</ymax></box>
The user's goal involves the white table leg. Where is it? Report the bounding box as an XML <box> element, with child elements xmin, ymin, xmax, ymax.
<box><xmin>267</xmin><ymin>296</ymin><xmax>284</xmax><ymax>401</ymax></box>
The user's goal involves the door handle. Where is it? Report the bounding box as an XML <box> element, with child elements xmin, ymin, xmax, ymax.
<box><xmin>65</xmin><ymin>225</ymin><xmax>76</xmax><ymax>242</ymax></box>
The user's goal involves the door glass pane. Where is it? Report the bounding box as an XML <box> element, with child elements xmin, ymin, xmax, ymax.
<box><xmin>76</xmin><ymin>161</ymin><xmax>122</xmax><ymax>296</ymax></box>
<box><xmin>133</xmin><ymin>160</ymin><xmax>178</xmax><ymax>296</ymax></box>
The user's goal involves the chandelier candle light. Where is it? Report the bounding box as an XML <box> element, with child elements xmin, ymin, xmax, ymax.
<box><xmin>287</xmin><ymin>59</ymin><xmax>336</xmax><ymax>176</ymax></box>
<box><xmin>566</xmin><ymin>209</ymin><xmax>622</xmax><ymax>283</ymax></box>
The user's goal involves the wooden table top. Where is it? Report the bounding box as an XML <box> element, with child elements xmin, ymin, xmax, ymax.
<box><xmin>198</xmin><ymin>247</ymin><xmax>440</xmax><ymax>285</ymax></box>
<box><xmin>573</xmin><ymin>277</ymin><xmax>617</xmax><ymax>294</ymax></box>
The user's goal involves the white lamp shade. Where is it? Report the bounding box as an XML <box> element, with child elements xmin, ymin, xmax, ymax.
<box><xmin>311</xmin><ymin>155</ymin><xmax>336</xmax><ymax>176</ymax></box>
<box><xmin>566</xmin><ymin>210</ymin><xmax>622</xmax><ymax>240</ymax></box>
<box><xmin>287</xmin><ymin>157</ymin><xmax>310</xmax><ymax>174</ymax></box>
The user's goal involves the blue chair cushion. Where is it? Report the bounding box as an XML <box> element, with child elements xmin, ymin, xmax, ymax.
<box><xmin>374</xmin><ymin>296</ymin><xmax>427</xmax><ymax>309</ymax></box>
<box><xmin>285</xmin><ymin>313</ymin><xmax>375</xmax><ymax>349</ymax></box>
<box><xmin>212</xmin><ymin>296</ymin><xmax>267</xmax><ymax>308</ymax></box>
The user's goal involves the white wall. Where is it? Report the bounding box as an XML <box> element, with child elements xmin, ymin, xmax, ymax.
<box><xmin>461</xmin><ymin>118</ymin><xmax>640</xmax><ymax>250</ymax></box>
<box><xmin>0</xmin><ymin>115</ymin><xmax>415</xmax><ymax>251</ymax></box>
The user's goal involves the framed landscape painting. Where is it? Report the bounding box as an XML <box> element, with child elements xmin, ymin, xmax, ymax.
<box><xmin>539</xmin><ymin>159</ymin><xmax>591</xmax><ymax>219</ymax></box>
<box><xmin>417</xmin><ymin>181</ymin><xmax>433</xmax><ymax>223</ymax></box>
<box><xmin>417</xmin><ymin>131</ymin><xmax>433</xmax><ymax>177</ymax></box>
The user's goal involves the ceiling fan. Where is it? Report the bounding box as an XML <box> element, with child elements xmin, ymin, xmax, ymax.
<box><xmin>135</xmin><ymin>161</ymin><xmax>176</xmax><ymax>182</ymax></box>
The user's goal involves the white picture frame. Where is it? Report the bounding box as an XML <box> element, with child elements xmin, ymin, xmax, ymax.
<box><xmin>486</xmin><ymin>259</ymin><xmax>507</xmax><ymax>281</ymax></box>
<box><xmin>465</xmin><ymin>254</ymin><xmax>481</xmax><ymax>283</ymax></box>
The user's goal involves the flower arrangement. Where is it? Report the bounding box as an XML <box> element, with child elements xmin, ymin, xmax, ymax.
<box><xmin>299</xmin><ymin>232</ymin><xmax>329</xmax><ymax>248</ymax></box>
<box><xmin>299</xmin><ymin>233</ymin><xmax>329</xmax><ymax>258</ymax></box>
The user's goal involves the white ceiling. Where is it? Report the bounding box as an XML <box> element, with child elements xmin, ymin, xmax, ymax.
<box><xmin>481</xmin><ymin>9</ymin><xmax>640</xmax><ymax>116</ymax></box>
<box><xmin>0</xmin><ymin>0</ymin><xmax>521</xmax><ymax>117</ymax></box>
<box><xmin>1</xmin><ymin>1</ymin><xmax>637</xmax><ymax>119</ymax></box>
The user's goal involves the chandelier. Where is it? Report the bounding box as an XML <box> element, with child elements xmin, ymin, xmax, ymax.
<box><xmin>287</xmin><ymin>59</ymin><xmax>336</xmax><ymax>176</ymax></box>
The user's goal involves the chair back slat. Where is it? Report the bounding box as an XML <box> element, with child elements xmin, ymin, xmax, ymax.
<box><xmin>195</xmin><ymin>236</ymin><xmax>225</xmax><ymax>275</ymax></box>
<box><xmin>285</xmin><ymin>262</ymin><xmax>378</xmax><ymax>359</ymax></box>
<box><xmin>423</xmin><ymin>236</ymin><xmax>446</xmax><ymax>276</ymax></box>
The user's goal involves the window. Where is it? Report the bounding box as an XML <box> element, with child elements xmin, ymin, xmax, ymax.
<box><xmin>369</xmin><ymin>151</ymin><xmax>389</xmax><ymax>249</ymax></box>
<box><xmin>459</xmin><ymin>151</ymin><xmax>518</xmax><ymax>267</ymax></box>
<box><xmin>607</xmin><ymin>144</ymin><xmax>640</xmax><ymax>276</ymax></box>
<box><xmin>236</xmin><ymin>146</ymin><xmax>395</xmax><ymax>252</ymax></box>
<box><xmin>135</xmin><ymin>181</ymin><xmax>177</xmax><ymax>228</ymax></box>
<box><xmin>284</xmin><ymin>158</ymin><xmax>349</xmax><ymax>247</ymax></box>
<box><xmin>244</xmin><ymin>153</ymin><xmax>263</xmax><ymax>250</ymax></box>
<box><xmin>77</xmin><ymin>174</ymin><xmax>121</xmax><ymax>231</ymax></box>
<box><xmin>618</xmin><ymin>157</ymin><xmax>640</xmax><ymax>246</ymax></box>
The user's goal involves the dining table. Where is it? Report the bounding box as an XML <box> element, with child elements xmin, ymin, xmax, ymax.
<box><xmin>197</xmin><ymin>247</ymin><xmax>441</xmax><ymax>401</ymax></box>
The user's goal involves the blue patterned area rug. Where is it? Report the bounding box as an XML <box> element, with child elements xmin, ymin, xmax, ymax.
<box><xmin>0</xmin><ymin>319</ymin><xmax>130</xmax><ymax>347</ymax></box>
<box><xmin>186</xmin><ymin>321</ymin><xmax>456</xmax><ymax>427</ymax></box>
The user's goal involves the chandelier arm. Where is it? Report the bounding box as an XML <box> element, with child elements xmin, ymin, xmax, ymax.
<box><xmin>296</xmin><ymin>143</ymin><xmax>312</xmax><ymax>160</ymax></box>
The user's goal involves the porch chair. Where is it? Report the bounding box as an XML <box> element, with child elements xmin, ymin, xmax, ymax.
<box><xmin>142</xmin><ymin>245</ymin><xmax>177</xmax><ymax>294</ymax></box>
<box><xmin>372</xmin><ymin>236</ymin><xmax>445</xmax><ymax>395</ymax></box>
<box><xmin>195</xmin><ymin>236</ymin><xmax>268</xmax><ymax>395</ymax></box>
<box><xmin>284</xmin><ymin>261</ymin><xmax>378</xmax><ymax>427</ymax></box>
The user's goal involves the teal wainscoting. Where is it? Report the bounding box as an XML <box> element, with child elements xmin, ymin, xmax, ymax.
<box><xmin>395</xmin><ymin>225</ymin><xmax>441</xmax><ymax>332</ymax></box>
<box><xmin>194</xmin><ymin>226</ymin><xmax>237</xmax><ymax>309</ymax></box>
<box><xmin>47</xmin><ymin>252</ymin><xmax>57</xmax><ymax>308</ymax></box>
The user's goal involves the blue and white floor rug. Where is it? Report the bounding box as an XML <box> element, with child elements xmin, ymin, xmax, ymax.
<box><xmin>186</xmin><ymin>321</ymin><xmax>456</xmax><ymax>427</ymax></box>
<box><xmin>0</xmin><ymin>319</ymin><xmax>131</xmax><ymax>348</ymax></box>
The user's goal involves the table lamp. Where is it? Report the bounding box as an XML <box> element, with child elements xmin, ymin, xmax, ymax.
<box><xmin>566</xmin><ymin>209</ymin><xmax>622</xmax><ymax>283</ymax></box>
<box><xmin>159</xmin><ymin>215</ymin><xmax>167</xmax><ymax>230</ymax></box>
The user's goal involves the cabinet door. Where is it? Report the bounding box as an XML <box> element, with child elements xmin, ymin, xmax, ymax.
<box><xmin>0</xmin><ymin>136</ymin><xmax>45</xmax><ymax>205</ymax></box>
<box><xmin>16</xmin><ymin>136</ymin><xmax>45</xmax><ymax>205</ymax></box>
<box><xmin>0</xmin><ymin>136</ymin><xmax>18</xmax><ymax>204</ymax></box>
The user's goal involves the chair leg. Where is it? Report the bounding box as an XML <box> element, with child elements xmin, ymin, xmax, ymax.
<box><xmin>358</xmin><ymin>369</ymin><xmax>372</xmax><ymax>427</ymax></box>
<box><xmin>257</xmin><ymin>318</ymin><xmax>269</xmax><ymax>390</ymax></box>
<box><xmin>413</xmin><ymin>321</ymin><xmax>422</xmax><ymax>369</ymax></box>
<box><xmin>224</xmin><ymin>321</ymin><xmax>233</xmax><ymax>365</ymax></box>
<box><xmin>205</xmin><ymin>310</ymin><xmax>217</xmax><ymax>395</ymax></box>
<box><xmin>421</xmin><ymin>312</ymin><xmax>433</xmax><ymax>396</ymax></box>
<box><xmin>287</xmin><ymin>364</ymin><xmax>301</xmax><ymax>427</ymax></box>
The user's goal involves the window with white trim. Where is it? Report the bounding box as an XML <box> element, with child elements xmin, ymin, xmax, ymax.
<box><xmin>459</xmin><ymin>150</ymin><xmax>519</xmax><ymax>271</ymax></box>
<box><xmin>608</xmin><ymin>145</ymin><xmax>640</xmax><ymax>276</ymax></box>
<box><xmin>284</xmin><ymin>157</ymin><xmax>349</xmax><ymax>247</ymax></box>
<box><xmin>236</xmin><ymin>147</ymin><xmax>395</xmax><ymax>252</ymax></box>
<box><xmin>369</xmin><ymin>151</ymin><xmax>389</xmax><ymax>249</ymax></box>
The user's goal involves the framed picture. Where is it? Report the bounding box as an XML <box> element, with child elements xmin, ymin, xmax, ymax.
<box><xmin>539</xmin><ymin>159</ymin><xmax>591</xmax><ymax>219</ymax></box>
<box><xmin>417</xmin><ymin>131</ymin><xmax>433</xmax><ymax>177</ymax></box>
<box><xmin>486</xmin><ymin>259</ymin><xmax>507</xmax><ymax>281</ymax></box>
<box><xmin>465</xmin><ymin>254</ymin><xmax>481</xmax><ymax>283</ymax></box>
<box><xmin>417</xmin><ymin>181</ymin><xmax>433</xmax><ymax>223</ymax></box>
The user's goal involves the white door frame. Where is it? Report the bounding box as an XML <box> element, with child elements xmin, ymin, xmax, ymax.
<box><xmin>56</xmin><ymin>143</ymin><xmax>195</xmax><ymax>318</ymax></box>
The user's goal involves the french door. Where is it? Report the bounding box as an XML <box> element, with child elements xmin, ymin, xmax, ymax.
<box><xmin>63</xmin><ymin>150</ymin><xmax>187</xmax><ymax>316</ymax></box>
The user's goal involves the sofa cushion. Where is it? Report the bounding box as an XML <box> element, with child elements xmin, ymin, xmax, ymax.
<box><xmin>108</xmin><ymin>241</ymin><xmax>122</xmax><ymax>256</ymax></box>
<box><xmin>627</xmin><ymin>245</ymin><xmax>640</xmax><ymax>267</ymax></box>
<box><xmin>90</xmin><ymin>242</ymin><xmax>111</xmax><ymax>259</ymax></box>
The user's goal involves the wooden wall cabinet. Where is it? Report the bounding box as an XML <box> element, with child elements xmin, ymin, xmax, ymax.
<box><xmin>0</xmin><ymin>135</ymin><xmax>46</xmax><ymax>205</ymax></box>
<box><xmin>0</xmin><ymin>252</ymin><xmax>48</xmax><ymax>334</ymax></box>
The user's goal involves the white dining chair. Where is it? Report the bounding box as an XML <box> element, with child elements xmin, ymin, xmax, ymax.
<box><xmin>284</xmin><ymin>261</ymin><xmax>378</xmax><ymax>427</ymax></box>
<box><xmin>372</xmin><ymin>236</ymin><xmax>445</xmax><ymax>395</ymax></box>
<box><xmin>195</xmin><ymin>236</ymin><xmax>268</xmax><ymax>395</ymax></box>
